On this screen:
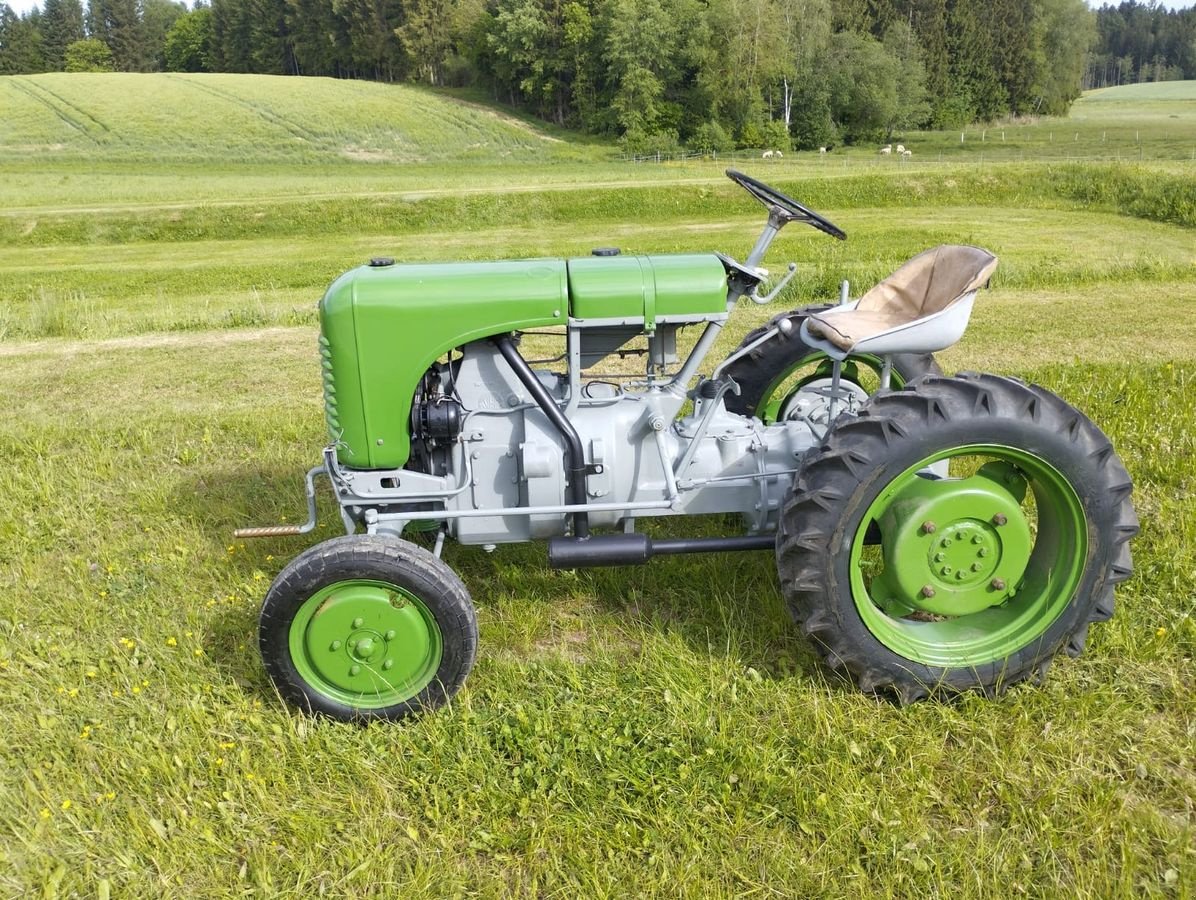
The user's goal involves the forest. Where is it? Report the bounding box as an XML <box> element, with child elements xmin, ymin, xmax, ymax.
<box><xmin>1</xmin><ymin>0</ymin><xmax>1194</xmax><ymax>150</ymax></box>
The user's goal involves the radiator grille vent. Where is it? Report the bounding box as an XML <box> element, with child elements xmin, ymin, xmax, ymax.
<box><xmin>319</xmin><ymin>334</ymin><xmax>340</xmax><ymax>439</ymax></box>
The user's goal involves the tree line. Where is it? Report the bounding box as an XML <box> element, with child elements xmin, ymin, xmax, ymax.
<box><xmin>1086</xmin><ymin>2</ymin><xmax>1196</xmax><ymax>89</ymax></box>
<box><xmin>2</xmin><ymin>0</ymin><xmax>1171</xmax><ymax>152</ymax></box>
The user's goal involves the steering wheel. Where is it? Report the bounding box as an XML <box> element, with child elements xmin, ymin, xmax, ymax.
<box><xmin>726</xmin><ymin>169</ymin><xmax>846</xmax><ymax>241</ymax></box>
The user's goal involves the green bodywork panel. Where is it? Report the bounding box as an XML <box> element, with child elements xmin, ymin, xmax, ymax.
<box><xmin>321</xmin><ymin>259</ymin><xmax>568</xmax><ymax>468</ymax></box>
<box><xmin>567</xmin><ymin>254</ymin><xmax>729</xmax><ymax>328</ymax></box>
<box><xmin>320</xmin><ymin>254</ymin><xmax>727</xmax><ymax>469</ymax></box>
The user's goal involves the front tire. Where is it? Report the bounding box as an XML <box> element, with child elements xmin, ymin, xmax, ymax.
<box><xmin>260</xmin><ymin>535</ymin><xmax>477</xmax><ymax>722</ymax></box>
<box><xmin>776</xmin><ymin>372</ymin><xmax>1137</xmax><ymax>702</ymax></box>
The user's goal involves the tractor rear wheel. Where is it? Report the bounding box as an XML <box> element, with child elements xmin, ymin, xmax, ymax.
<box><xmin>259</xmin><ymin>535</ymin><xmax>477</xmax><ymax>722</ymax></box>
<box><xmin>776</xmin><ymin>372</ymin><xmax>1137</xmax><ymax>702</ymax></box>
<box><xmin>723</xmin><ymin>305</ymin><xmax>940</xmax><ymax>424</ymax></box>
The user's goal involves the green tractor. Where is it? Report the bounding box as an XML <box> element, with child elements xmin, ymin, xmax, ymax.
<box><xmin>239</xmin><ymin>170</ymin><xmax>1137</xmax><ymax>721</ymax></box>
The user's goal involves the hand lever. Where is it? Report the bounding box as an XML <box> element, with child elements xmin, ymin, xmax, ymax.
<box><xmin>751</xmin><ymin>262</ymin><xmax>797</xmax><ymax>305</ymax></box>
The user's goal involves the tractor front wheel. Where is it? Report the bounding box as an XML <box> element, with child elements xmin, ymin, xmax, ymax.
<box><xmin>776</xmin><ymin>372</ymin><xmax>1137</xmax><ymax>701</ymax></box>
<box><xmin>259</xmin><ymin>535</ymin><xmax>477</xmax><ymax>722</ymax></box>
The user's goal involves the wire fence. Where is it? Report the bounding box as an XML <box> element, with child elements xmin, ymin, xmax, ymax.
<box><xmin>619</xmin><ymin>143</ymin><xmax>1196</xmax><ymax>167</ymax></box>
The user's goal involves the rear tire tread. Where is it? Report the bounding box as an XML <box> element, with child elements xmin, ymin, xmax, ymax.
<box><xmin>776</xmin><ymin>374</ymin><xmax>1137</xmax><ymax>703</ymax></box>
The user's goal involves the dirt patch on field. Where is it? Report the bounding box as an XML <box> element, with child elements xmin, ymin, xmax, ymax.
<box><xmin>340</xmin><ymin>146</ymin><xmax>398</xmax><ymax>163</ymax></box>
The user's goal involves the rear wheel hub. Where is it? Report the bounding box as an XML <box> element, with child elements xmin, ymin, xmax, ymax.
<box><xmin>873</xmin><ymin>462</ymin><xmax>1032</xmax><ymax>617</ymax></box>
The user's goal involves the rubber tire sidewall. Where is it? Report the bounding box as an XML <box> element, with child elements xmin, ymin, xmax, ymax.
<box><xmin>260</xmin><ymin>535</ymin><xmax>477</xmax><ymax>722</ymax></box>
<box><xmin>779</xmin><ymin>374</ymin><xmax>1134</xmax><ymax>697</ymax></box>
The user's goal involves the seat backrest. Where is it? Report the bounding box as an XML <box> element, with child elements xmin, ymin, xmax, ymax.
<box><xmin>856</xmin><ymin>245</ymin><xmax>998</xmax><ymax>319</ymax></box>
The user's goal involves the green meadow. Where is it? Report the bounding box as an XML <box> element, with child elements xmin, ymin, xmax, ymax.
<box><xmin>0</xmin><ymin>74</ymin><xmax>1193</xmax><ymax>896</ymax></box>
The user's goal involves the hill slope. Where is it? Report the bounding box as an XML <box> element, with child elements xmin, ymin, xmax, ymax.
<box><xmin>0</xmin><ymin>73</ymin><xmax>593</xmax><ymax>164</ymax></box>
<box><xmin>1079</xmin><ymin>79</ymin><xmax>1196</xmax><ymax>103</ymax></box>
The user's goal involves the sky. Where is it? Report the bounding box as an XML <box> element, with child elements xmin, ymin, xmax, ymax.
<box><xmin>4</xmin><ymin>0</ymin><xmax>1195</xmax><ymax>23</ymax></box>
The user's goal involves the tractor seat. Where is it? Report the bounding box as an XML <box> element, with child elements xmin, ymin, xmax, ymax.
<box><xmin>803</xmin><ymin>245</ymin><xmax>998</xmax><ymax>356</ymax></box>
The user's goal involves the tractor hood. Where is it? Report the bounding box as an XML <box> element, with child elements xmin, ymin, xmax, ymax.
<box><xmin>320</xmin><ymin>254</ymin><xmax>727</xmax><ymax>468</ymax></box>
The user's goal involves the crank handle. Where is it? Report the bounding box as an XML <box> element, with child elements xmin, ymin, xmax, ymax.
<box><xmin>751</xmin><ymin>262</ymin><xmax>797</xmax><ymax>305</ymax></box>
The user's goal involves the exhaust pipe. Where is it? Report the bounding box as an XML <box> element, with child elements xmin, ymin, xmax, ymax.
<box><xmin>548</xmin><ymin>533</ymin><xmax>774</xmax><ymax>569</ymax></box>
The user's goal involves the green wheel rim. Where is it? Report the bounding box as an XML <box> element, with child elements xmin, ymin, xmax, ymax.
<box><xmin>288</xmin><ymin>579</ymin><xmax>443</xmax><ymax>709</ymax></box>
<box><xmin>849</xmin><ymin>444</ymin><xmax>1088</xmax><ymax>668</ymax></box>
<box><xmin>759</xmin><ymin>352</ymin><xmax>903</xmax><ymax>423</ymax></box>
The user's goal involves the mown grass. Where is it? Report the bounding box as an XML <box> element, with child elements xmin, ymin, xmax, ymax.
<box><xmin>0</xmin><ymin>333</ymin><xmax>1192</xmax><ymax>896</ymax></box>
<box><xmin>2</xmin><ymin>163</ymin><xmax>1193</xmax><ymax>342</ymax></box>
<box><xmin>0</xmin><ymin>75</ymin><xmax>1193</xmax><ymax>896</ymax></box>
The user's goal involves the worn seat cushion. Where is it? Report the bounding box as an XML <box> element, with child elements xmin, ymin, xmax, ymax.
<box><xmin>806</xmin><ymin>245</ymin><xmax>998</xmax><ymax>352</ymax></box>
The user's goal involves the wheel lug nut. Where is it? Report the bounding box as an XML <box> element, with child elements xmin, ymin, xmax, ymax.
<box><xmin>330</xmin><ymin>640</ymin><xmax>341</xmax><ymax>651</ymax></box>
<box><xmin>382</xmin><ymin>660</ymin><xmax>393</xmax><ymax>670</ymax></box>
<box><xmin>921</xmin><ymin>585</ymin><xmax>936</xmax><ymax>598</ymax></box>
<box><xmin>352</xmin><ymin>617</ymin><xmax>364</xmax><ymax>628</ymax></box>
<box><xmin>978</xmin><ymin>548</ymin><xmax>989</xmax><ymax>558</ymax></box>
<box><xmin>384</xmin><ymin>630</ymin><xmax>396</xmax><ymax>641</ymax></box>
<box><xmin>350</xmin><ymin>665</ymin><xmax>361</xmax><ymax>676</ymax></box>
<box><xmin>933</xmin><ymin>553</ymin><xmax>945</xmax><ymax>562</ymax></box>
<box><xmin>972</xmin><ymin>563</ymin><xmax>983</xmax><ymax>572</ymax></box>
<box><xmin>348</xmin><ymin>640</ymin><xmax>357</xmax><ymax>649</ymax></box>
<box><xmin>955</xmin><ymin>571</ymin><xmax>965</xmax><ymax>580</ymax></box>
<box><xmin>972</xmin><ymin>535</ymin><xmax>983</xmax><ymax>544</ymax></box>
<box><xmin>990</xmin><ymin>578</ymin><xmax>1006</xmax><ymax>591</ymax></box>
<box><xmin>940</xmin><ymin>566</ymin><xmax>953</xmax><ymax>576</ymax></box>
<box><xmin>992</xmin><ymin>514</ymin><xmax>1007</xmax><ymax>526</ymax></box>
<box><xmin>921</xmin><ymin>521</ymin><xmax>937</xmax><ymax>534</ymax></box>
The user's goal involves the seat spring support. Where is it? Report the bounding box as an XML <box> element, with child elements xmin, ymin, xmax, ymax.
<box><xmin>827</xmin><ymin>359</ymin><xmax>844</xmax><ymax>423</ymax></box>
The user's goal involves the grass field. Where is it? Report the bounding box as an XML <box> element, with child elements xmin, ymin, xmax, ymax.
<box><xmin>0</xmin><ymin>75</ymin><xmax>1193</xmax><ymax>897</ymax></box>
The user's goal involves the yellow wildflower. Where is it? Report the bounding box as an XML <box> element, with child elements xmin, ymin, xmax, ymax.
<box><xmin>86</xmin><ymin>670</ymin><xmax>97</xmax><ymax>679</ymax></box>
<box><xmin>166</xmin><ymin>637</ymin><xmax>177</xmax><ymax>647</ymax></box>
<box><xmin>60</xmin><ymin>799</ymin><xmax>71</xmax><ymax>811</ymax></box>
<box><xmin>39</xmin><ymin>808</ymin><xmax>50</xmax><ymax>820</ymax></box>
<box><xmin>1156</xmin><ymin>627</ymin><xmax>1167</xmax><ymax>637</ymax></box>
